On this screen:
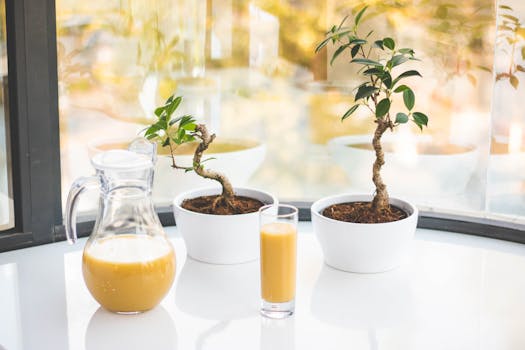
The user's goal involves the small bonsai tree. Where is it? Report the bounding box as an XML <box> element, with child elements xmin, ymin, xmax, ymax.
<box><xmin>143</xmin><ymin>95</ymin><xmax>259</xmax><ymax>214</ymax></box>
<box><xmin>316</xmin><ymin>7</ymin><xmax>429</xmax><ymax>222</ymax></box>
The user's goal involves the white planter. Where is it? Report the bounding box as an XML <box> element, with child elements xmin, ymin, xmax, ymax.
<box><xmin>173</xmin><ymin>187</ymin><xmax>277</xmax><ymax>264</ymax></box>
<box><xmin>328</xmin><ymin>135</ymin><xmax>478</xmax><ymax>196</ymax></box>
<box><xmin>88</xmin><ymin>137</ymin><xmax>266</xmax><ymax>205</ymax></box>
<box><xmin>311</xmin><ymin>194</ymin><xmax>418</xmax><ymax>273</ymax></box>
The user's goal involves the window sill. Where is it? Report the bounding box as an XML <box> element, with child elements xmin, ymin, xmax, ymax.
<box><xmin>0</xmin><ymin>223</ymin><xmax>524</xmax><ymax>349</ymax></box>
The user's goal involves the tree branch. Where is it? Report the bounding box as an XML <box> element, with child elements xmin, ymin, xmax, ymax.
<box><xmin>193</xmin><ymin>124</ymin><xmax>235</xmax><ymax>200</ymax></box>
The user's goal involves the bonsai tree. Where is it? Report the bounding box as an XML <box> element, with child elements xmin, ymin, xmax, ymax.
<box><xmin>316</xmin><ymin>6</ymin><xmax>429</xmax><ymax>223</ymax></box>
<box><xmin>143</xmin><ymin>95</ymin><xmax>262</xmax><ymax>214</ymax></box>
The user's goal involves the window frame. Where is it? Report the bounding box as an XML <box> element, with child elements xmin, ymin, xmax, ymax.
<box><xmin>1</xmin><ymin>0</ymin><xmax>524</xmax><ymax>253</ymax></box>
<box><xmin>0</xmin><ymin>0</ymin><xmax>62</xmax><ymax>252</ymax></box>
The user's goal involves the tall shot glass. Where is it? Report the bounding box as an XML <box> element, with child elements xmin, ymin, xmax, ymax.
<box><xmin>259</xmin><ymin>204</ymin><xmax>298</xmax><ymax>319</ymax></box>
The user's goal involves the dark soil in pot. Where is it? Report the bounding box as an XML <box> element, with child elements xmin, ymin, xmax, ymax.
<box><xmin>322</xmin><ymin>201</ymin><xmax>408</xmax><ymax>224</ymax></box>
<box><xmin>181</xmin><ymin>195</ymin><xmax>264</xmax><ymax>215</ymax></box>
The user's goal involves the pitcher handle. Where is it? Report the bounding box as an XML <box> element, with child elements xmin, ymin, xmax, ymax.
<box><xmin>65</xmin><ymin>176</ymin><xmax>99</xmax><ymax>244</ymax></box>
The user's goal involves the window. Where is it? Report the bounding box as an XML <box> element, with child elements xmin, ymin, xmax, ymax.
<box><xmin>1</xmin><ymin>0</ymin><xmax>525</xmax><ymax>251</ymax></box>
<box><xmin>56</xmin><ymin>1</ymin><xmax>522</xmax><ymax>215</ymax></box>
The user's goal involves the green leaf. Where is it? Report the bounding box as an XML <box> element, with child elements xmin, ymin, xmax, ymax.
<box><xmin>403</xmin><ymin>89</ymin><xmax>415</xmax><ymax>110</ymax></box>
<box><xmin>355</xmin><ymin>85</ymin><xmax>378</xmax><ymax>101</ymax></box>
<box><xmin>351</xmin><ymin>44</ymin><xmax>360</xmax><ymax>58</ymax></box>
<box><xmin>154</xmin><ymin>106</ymin><xmax>165</xmax><ymax>117</ymax></box>
<box><xmin>351</xmin><ymin>58</ymin><xmax>382</xmax><ymax>66</ymax></box>
<box><xmin>510</xmin><ymin>75</ymin><xmax>519</xmax><ymax>89</ymax></box>
<box><xmin>315</xmin><ymin>38</ymin><xmax>330</xmax><ymax>53</ymax></box>
<box><xmin>162</xmin><ymin>137</ymin><xmax>171</xmax><ymax>147</ymax></box>
<box><xmin>363</xmin><ymin>67</ymin><xmax>383</xmax><ymax>75</ymax></box>
<box><xmin>383</xmin><ymin>37</ymin><xmax>395</xmax><ymax>50</ymax></box>
<box><xmin>349</xmin><ymin>38</ymin><xmax>367</xmax><ymax>45</ymax></box>
<box><xmin>337</xmin><ymin>14</ymin><xmax>350</xmax><ymax>30</ymax></box>
<box><xmin>331</xmin><ymin>29</ymin><xmax>353</xmax><ymax>38</ymax></box>
<box><xmin>179</xmin><ymin>115</ymin><xmax>196</xmax><ymax>129</ymax></box>
<box><xmin>331</xmin><ymin>45</ymin><xmax>347</xmax><ymax>65</ymax></box>
<box><xmin>394</xmin><ymin>84</ymin><xmax>410</xmax><ymax>93</ymax></box>
<box><xmin>176</xmin><ymin>127</ymin><xmax>186</xmax><ymax>140</ymax></box>
<box><xmin>373</xmin><ymin>40</ymin><xmax>384</xmax><ymax>49</ymax></box>
<box><xmin>145</xmin><ymin>124</ymin><xmax>161</xmax><ymax>136</ymax></box>
<box><xmin>381</xmin><ymin>71</ymin><xmax>392</xmax><ymax>89</ymax></box>
<box><xmin>395</xmin><ymin>112</ymin><xmax>409</xmax><ymax>124</ymax></box>
<box><xmin>157</xmin><ymin>119</ymin><xmax>168</xmax><ymax>130</ymax></box>
<box><xmin>146</xmin><ymin>133</ymin><xmax>158</xmax><ymax>140</ymax></box>
<box><xmin>183</xmin><ymin>134</ymin><xmax>196</xmax><ymax>143</ymax></box>
<box><xmin>182</xmin><ymin>123</ymin><xmax>196</xmax><ymax>131</ymax></box>
<box><xmin>342</xmin><ymin>104</ymin><xmax>360</xmax><ymax>120</ymax></box>
<box><xmin>517</xmin><ymin>65</ymin><xmax>525</xmax><ymax>73</ymax></box>
<box><xmin>375</xmin><ymin>98</ymin><xmax>391</xmax><ymax>118</ymax></box>
<box><xmin>412</xmin><ymin>112</ymin><xmax>429</xmax><ymax>130</ymax></box>
<box><xmin>392</xmin><ymin>70</ymin><xmax>422</xmax><ymax>85</ymax></box>
<box><xmin>398</xmin><ymin>48</ymin><xmax>414</xmax><ymax>55</ymax></box>
<box><xmin>166</xmin><ymin>96</ymin><xmax>182</xmax><ymax>116</ymax></box>
<box><xmin>521</xmin><ymin>46</ymin><xmax>525</xmax><ymax>60</ymax></box>
<box><xmin>170</xmin><ymin>115</ymin><xmax>184</xmax><ymax>126</ymax></box>
<box><xmin>390</xmin><ymin>54</ymin><xmax>409</xmax><ymax>67</ymax></box>
<box><xmin>354</xmin><ymin>6</ymin><xmax>368</xmax><ymax>26</ymax></box>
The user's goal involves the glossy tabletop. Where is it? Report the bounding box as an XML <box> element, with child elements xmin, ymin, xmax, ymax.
<box><xmin>1</xmin><ymin>223</ymin><xmax>525</xmax><ymax>350</ymax></box>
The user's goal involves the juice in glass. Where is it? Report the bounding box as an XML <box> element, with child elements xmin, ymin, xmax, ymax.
<box><xmin>260</xmin><ymin>222</ymin><xmax>297</xmax><ymax>302</ymax></box>
<box><xmin>259</xmin><ymin>204</ymin><xmax>298</xmax><ymax>318</ymax></box>
<box><xmin>82</xmin><ymin>234</ymin><xmax>176</xmax><ymax>313</ymax></box>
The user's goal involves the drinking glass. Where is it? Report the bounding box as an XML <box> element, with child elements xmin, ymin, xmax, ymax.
<box><xmin>259</xmin><ymin>204</ymin><xmax>298</xmax><ymax>318</ymax></box>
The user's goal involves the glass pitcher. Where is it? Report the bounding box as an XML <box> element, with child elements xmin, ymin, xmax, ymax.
<box><xmin>65</xmin><ymin>139</ymin><xmax>176</xmax><ymax>314</ymax></box>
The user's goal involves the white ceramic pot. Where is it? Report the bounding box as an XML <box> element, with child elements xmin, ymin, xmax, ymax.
<box><xmin>311</xmin><ymin>194</ymin><xmax>418</xmax><ymax>273</ymax></box>
<box><xmin>88</xmin><ymin>137</ymin><xmax>266</xmax><ymax>205</ymax></box>
<box><xmin>173</xmin><ymin>187</ymin><xmax>277</xmax><ymax>264</ymax></box>
<box><xmin>328</xmin><ymin>135</ymin><xmax>478</xmax><ymax>196</ymax></box>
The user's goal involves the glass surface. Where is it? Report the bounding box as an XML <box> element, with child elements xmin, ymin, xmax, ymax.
<box><xmin>0</xmin><ymin>0</ymin><xmax>13</xmax><ymax>231</ymax></box>
<box><xmin>259</xmin><ymin>204</ymin><xmax>298</xmax><ymax>319</ymax></box>
<box><xmin>55</xmin><ymin>0</ymin><xmax>524</xmax><ymax>225</ymax></box>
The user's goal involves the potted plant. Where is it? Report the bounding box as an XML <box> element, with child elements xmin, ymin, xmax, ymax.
<box><xmin>311</xmin><ymin>7</ymin><xmax>429</xmax><ymax>273</ymax></box>
<box><xmin>144</xmin><ymin>95</ymin><xmax>277</xmax><ymax>264</ymax></box>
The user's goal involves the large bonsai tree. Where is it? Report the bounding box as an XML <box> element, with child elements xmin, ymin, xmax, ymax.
<box><xmin>316</xmin><ymin>7</ymin><xmax>429</xmax><ymax>220</ymax></box>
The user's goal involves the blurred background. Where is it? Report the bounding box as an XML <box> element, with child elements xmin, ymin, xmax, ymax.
<box><xmin>51</xmin><ymin>0</ymin><xmax>525</xmax><ymax>222</ymax></box>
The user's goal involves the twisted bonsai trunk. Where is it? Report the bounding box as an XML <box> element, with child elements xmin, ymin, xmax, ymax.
<box><xmin>193</xmin><ymin>124</ymin><xmax>236</xmax><ymax>203</ymax></box>
<box><xmin>370</xmin><ymin>119</ymin><xmax>391</xmax><ymax>213</ymax></box>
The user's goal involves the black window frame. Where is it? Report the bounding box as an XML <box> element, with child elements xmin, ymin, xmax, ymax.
<box><xmin>0</xmin><ymin>0</ymin><xmax>62</xmax><ymax>252</ymax></box>
<box><xmin>0</xmin><ymin>0</ymin><xmax>524</xmax><ymax>253</ymax></box>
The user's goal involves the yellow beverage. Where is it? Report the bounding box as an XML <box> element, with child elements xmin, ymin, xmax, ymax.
<box><xmin>260</xmin><ymin>223</ymin><xmax>297</xmax><ymax>303</ymax></box>
<box><xmin>82</xmin><ymin>234</ymin><xmax>176</xmax><ymax>313</ymax></box>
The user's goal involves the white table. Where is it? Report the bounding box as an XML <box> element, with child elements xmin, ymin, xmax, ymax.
<box><xmin>1</xmin><ymin>223</ymin><xmax>525</xmax><ymax>350</ymax></box>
